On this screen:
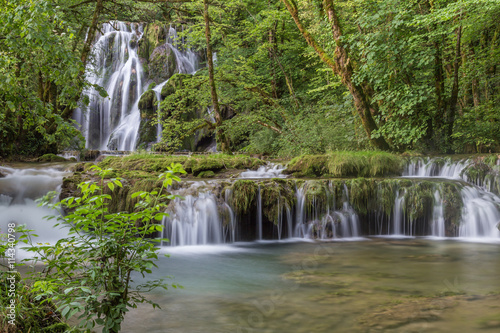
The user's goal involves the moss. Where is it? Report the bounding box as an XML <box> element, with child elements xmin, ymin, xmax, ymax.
<box><xmin>260</xmin><ymin>179</ymin><xmax>296</xmax><ymax>224</ymax></box>
<box><xmin>440</xmin><ymin>183</ymin><xmax>463</xmax><ymax>229</ymax></box>
<box><xmin>42</xmin><ymin>323</ymin><xmax>71</xmax><ymax>333</ymax></box>
<box><xmin>377</xmin><ymin>180</ymin><xmax>398</xmax><ymax>217</ymax></box>
<box><xmin>285</xmin><ymin>154</ymin><xmax>329</xmax><ymax>177</ymax></box>
<box><xmin>348</xmin><ymin>178</ymin><xmax>377</xmax><ymax>215</ymax></box>
<box><xmin>38</xmin><ymin>153</ymin><xmax>67</xmax><ymax>162</ymax></box>
<box><xmin>197</xmin><ymin>170</ymin><xmax>215</xmax><ymax>178</ymax></box>
<box><xmin>285</xmin><ymin>151</ymin><xmax>403</xmax><ymax>178</ymax></box>
<box><xmin>231</xmin><ymin>180</ymin><xmax>259</xmax><ymax>215</ymax></box>
<box><xmin>327</xmin><ymin>151</ymin><xmax>403</xmax><ymax>177</ymax></box>
<box><xmin>138</xmin><ymin>89</ymin><xmax>156</xmax><ymax>112</ymax></box>
<box><xmin>402</xmin><ymin>182</ymin><xmax>434</xmax><ymax>221</ymax></box>
<box><xmin>461</xmin><ymin>159</ymin><xmax>493</xmax><ymax>184</ymax></box>
<box><xmin>301</xmin><ymin>180</ymin><xmax>330</xmax><ymax>214</ymax></box>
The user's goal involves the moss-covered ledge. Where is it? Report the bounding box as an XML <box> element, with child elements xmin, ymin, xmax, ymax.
<box><xmin>285</xmin><ymin>151</ymin><xmax>404</xmax><ymax>178</ymax></box>
<box><xmin>97</xmin><ymin>153</ymin><xmax>266</xmax><ymax>179</ymax></box>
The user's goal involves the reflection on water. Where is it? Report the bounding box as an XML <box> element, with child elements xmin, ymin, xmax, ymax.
<box><xmin>122</xmin><ymin>239</ymin><xmax>500</xmax><ymax>333</ymax></box>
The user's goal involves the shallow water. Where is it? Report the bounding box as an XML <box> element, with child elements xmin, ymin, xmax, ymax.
<box><xmin>122</xmin><ymin>238</ymin><xmax>500</xmax><ymax>333</ymax></box>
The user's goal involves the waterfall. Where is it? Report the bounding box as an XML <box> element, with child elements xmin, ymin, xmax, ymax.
<box><xmin>152</xmin><ymin>81</ymin><xmax>168</xmax><ymax>143</ymax></box>
<box><xmin>404</xmin><ymin>157</ymin><xmax>500</xmax><ymax>239</ymax></box>
<box><xmin>75</xmin><ymin>22</ymin><xmax>199</xmax><ymax>151</ymax></box>
<box><xmin>162</xmin><ymin>192</ymin><xmax>227</xmax><ymax>246</ymax></box>
<box><xmin>0</xmin><ymin>166</ymin><xmax>70</xmax><ymax>247</ymax></box>
<box><xmin>403</xmin><ymin>157</ymin><xmax>469</xmax><ymax>179</ymax></box>
<box><xmin>239</xmin><ymin>164</ymin><xmax>286</xmax><ymax>179</ymax></box>
<box><xmin>431</xmin><ymin>190</ymin><xmax>445</xmax><ymax>237</ymax></box>
<box><xmin>459</xmin><ymin>187</ymin><xmax>500</xmax><ymax>238</ymax></box>
<box><xmin>74</xmin><ymin>22</ymin><xmax>145</xmax><ymax>151</ymax></box>
<box><xmin>256</xmin><ymin>186</ymin><xmax>263</xmax><ymax>240</ymax></box>
<box><xmin>149</xmin><ymin>25</ymin><xmax>199</xmax><ymax>145</ymax></box>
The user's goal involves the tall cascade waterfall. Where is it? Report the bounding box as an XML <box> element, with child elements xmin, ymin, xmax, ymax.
<box><xmin>74</xmin><ymin>22</ymin><xmax>199</xmax><ymax>150</ymax></box>
<box><xmin>74</xmin><ymin>22</ymin><xmax>144</xmax><ymax>150</ymax></box>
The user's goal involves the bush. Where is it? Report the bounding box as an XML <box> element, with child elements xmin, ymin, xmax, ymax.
<box><xmin>21</xmin><ymin>163</ymin><xmax>186</xmax><ymax>333</ymax></box>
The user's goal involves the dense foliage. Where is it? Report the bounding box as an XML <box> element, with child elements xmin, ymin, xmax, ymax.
<box><xmin>20</xmin><ymin>164</ymin><xmax>185</xmax><ymax>333</ymax></box>
<box><xmin>1</xmin><ymin>0</ymin><xmax>499</xmax><ymax>157</ymax></box>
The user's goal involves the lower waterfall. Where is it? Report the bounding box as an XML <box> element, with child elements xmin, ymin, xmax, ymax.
<box><xmin>160</xmin><ymin>177</ymin><xmax>500</xmax><ymax>246</ymax></box>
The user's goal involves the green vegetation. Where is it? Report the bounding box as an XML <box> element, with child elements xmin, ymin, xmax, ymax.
<box><xmin>286</xmin><ymin>151</ymin><xmax>404</xmax><ymax>178</ymax></box>
<box><xmin>0</xmin><ymin>273</ymin><xmax>72</xmax><ymax>333</ymax></box>
<box><xmin>38</xmin><ymin>153</ymin><xmax>68</xmax><ymax>163</ymax></box>
<box><xmin>2</xmin><ymin>0</ymin><xmax>499</xmax><ymax>158</ymax></box>
<box><xmin>230</xmin><ymin>180</ymin><xmax>258</xmax><ymax>215</ymax></box>
<box><xmin>98</xmin><ymin>153</ymin><xmax>265</xmax><ymax>178</ymax></box>
<box><xmin>20</xmin><ymin>164</ymin><xmax>185</xmax><ymax>333</ymax></box>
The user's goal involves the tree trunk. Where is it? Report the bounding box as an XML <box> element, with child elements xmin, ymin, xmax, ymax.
<box><xmin>281</xmin><ymin>0</ymin><xmax>390</xmax><ymax>150</ymax></box>
<box><xmin>203</xmin><ymin>0</ymin><xmax>230</xmax><ymax>153</ymax></box>
<box><xmin>446</xmin><ymin>26</ymin><xmax>462</xmax><ymax>145</ymax></box>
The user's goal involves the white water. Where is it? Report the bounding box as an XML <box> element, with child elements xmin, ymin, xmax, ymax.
<box><xmin>404</xmin><ymin>158</ymin><xmax>500</xmax><ymax>239</ymax></box>
<box><xmin>74</xmin><ymin>22</ymin><xmax>145</xmax><ymax>151</ymax></box>
<box><xmin>163</xmin><ymin>192</ymin><xmax>233</xmax><ymax>246</ymax></box>
<box><xmin>0</xmin><ymin>166</ymin><xmax>70</xmax><ymax>247</ymax></box>
<box><xmin>293</xmin><ymin>183</ymin><xmax>360</xmax><ymax>240</ymax></box>
<box><xmin>403</xmin><ymin>157</ymin><xmax>469</xmax><ymax>179</ymax></box>
<box><xmin>239</xmin><ymin>164</ymin><xmax>286</xmax><ymax>179</ymax></box>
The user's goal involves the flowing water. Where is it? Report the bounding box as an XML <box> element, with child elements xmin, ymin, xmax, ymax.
<box><xmin>0</xmin><ymin>165</ymin><xmax>70</xmax><ymax>247</ymax></box>
<box><xmin>121</xmin><ymin>239</ymin><xmax>500</xmax><ymax>333</ymax></box>
<box><xmin>1</xmin><ymin>159</ymin><xmax>500</xmax><ymax>332</ymax></box>
<box><xmin>74</xmin><ymin>22</ymin><xmax>199</xmax><ymax>150</ymax></box>
<box><xmin>74</xmin><ymin>22</ymin><xmax>145</xmax><ymax>150</ymax></box>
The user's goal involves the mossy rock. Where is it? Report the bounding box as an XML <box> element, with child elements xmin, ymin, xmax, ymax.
<box><xmin>161</xmin><ymin>73</ymin><xmax>193</xmax><ymax>99</ymax></box>
<box><xmin>301</xmin><ymin>180</ymin><xmax>330</xmax><ymax>212</ymax></box>
<box><xmin>348</xmin><ymin>178</ymin><xmax>377</xmax><ymax>215</ymax></box>
<box><xmin>327</xmin><ymin>151</ymin><xmax>403</xmax><ymax>177</ymax></box>
<box><xmin>440</xmin><ymin>182</ymin><xmax>463</xmax><ymax>230</ymax></box>
<box><xmin>148</xmin><ymin>44</ymin><xmax>177</xmax><ymax>83</ymax></box>
<box><xmin>402</xmin><ymin>182</ymin><xmax>434</xmax><ymax>221</ymax></box>
<box><xmin>260</xmin><ymin>179</ymin><xmax>296</xmax><ymax>224</ymax></box>
<box><xmin>138</xmin><ymin>89</ymin><xmax>157</xmax><ymax>113</ymax></box>
<box><xmin>286</xmin><ymin>151</ymin><xmax>403</xmax><ymax>178</ymax></box>
<box><xmin>197</xmin><ymin>170</ymin><xmax>215</xmax><ymax>178</ymax></box>
<box><xmin>138</xmin><ymin>23</ymin><xmax>166</xmax><ymax>61</ymax></box>
<box><xmin>38</xmin><ymin>153</ymin><xmax>67</xmax><ymax>162</ymax></box>
<box><xmin>285</xmin><ymin>154</ymin><xmax>329</xmax><ymax>177</ymax></box>
<box><xmin>231</xmin><ymin>180</ymin><xmax>259</xmax><ymax>214</ymax></box>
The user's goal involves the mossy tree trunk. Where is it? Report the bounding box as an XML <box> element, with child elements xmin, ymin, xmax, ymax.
<box><xmin>203</xmin><ymin>0</ymin><xmax>230</xmax><ymax>153</ymax></box>
<box><xmin>281</xmin><ymin>0</ymin><xmax>390</xmax><ymax>151</ymax></box>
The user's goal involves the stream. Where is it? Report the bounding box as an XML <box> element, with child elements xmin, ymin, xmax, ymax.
<box><xmin>1</xmin><ymin>160</ymin><xmax>500</xmax><ymax>332</ymax></box>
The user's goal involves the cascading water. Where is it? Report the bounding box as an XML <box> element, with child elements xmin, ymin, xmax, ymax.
<box><xmin>163</xmin><ymin>193</ymin><xmax>225</xmax><ymax>246</ymax></box>
<box><xmin>151</xmin><ymin>26</ymin><xmax>199</xmax><ymax>143</ymax></box>
<box><xmin>293</xmin><ymin>183</ymin><xmax>360</xmax><ymax>240</ymax></box>
<box><xmin>0</xmin><ymin>166</ymin><xmax>69</xmax><ymax>246</ymax></box>
<box><xmin>74</xmin><ymin>22</ymin><xmax>145</xmax><ymax>150</ymax></box>
<box><xmin>404</xmin><ymin>157</ymin><xmax>500</xmax><ymax>239</ymax></box>
<box><xmin>74</xmin><ymin>22</ymin><xmax>200</xmax><ymax>150</ymax></box>
<box><xmin>239</xmin><ymin>164</ymin><xmax>286</xmax><ymax>179</ymax></box>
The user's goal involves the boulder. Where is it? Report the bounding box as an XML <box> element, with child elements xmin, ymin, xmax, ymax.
<box><xmin>148</xmin><ymin>44</ymin><xmax>177</xmax><ymax>83</ymax></box>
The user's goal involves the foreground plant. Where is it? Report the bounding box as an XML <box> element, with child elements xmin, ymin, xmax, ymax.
<box><xmin>22</xmin><ymin>163</ymin><xmax>186</xmax><ymax>333</ymax></box>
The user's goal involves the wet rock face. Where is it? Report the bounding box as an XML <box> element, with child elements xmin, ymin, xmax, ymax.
<box><xmin>148</xmin><ymin>44</ymin><xmax>177</xmax><ymax>83</ymax></box>
<box><xmin>136</xmin><ymin>89</ymin><xmax>158</xmax><ymax>149</ymax></box>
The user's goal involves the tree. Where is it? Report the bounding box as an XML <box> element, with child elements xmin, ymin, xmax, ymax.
<box><xmin>22</xmin><ymin>163</ymin><xmax>186</xmax><ymax>333</ymax></box>
<box><xmin>281</xmin><ymin>0</ymin><xmax>390</xmax><ymax>150</ymax></box>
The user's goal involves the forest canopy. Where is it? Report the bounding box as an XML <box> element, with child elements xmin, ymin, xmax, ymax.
<box><xmin>0</xmin><ymin>0</ymin><xmax>499</xmax><ymax>157</ymax></box>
